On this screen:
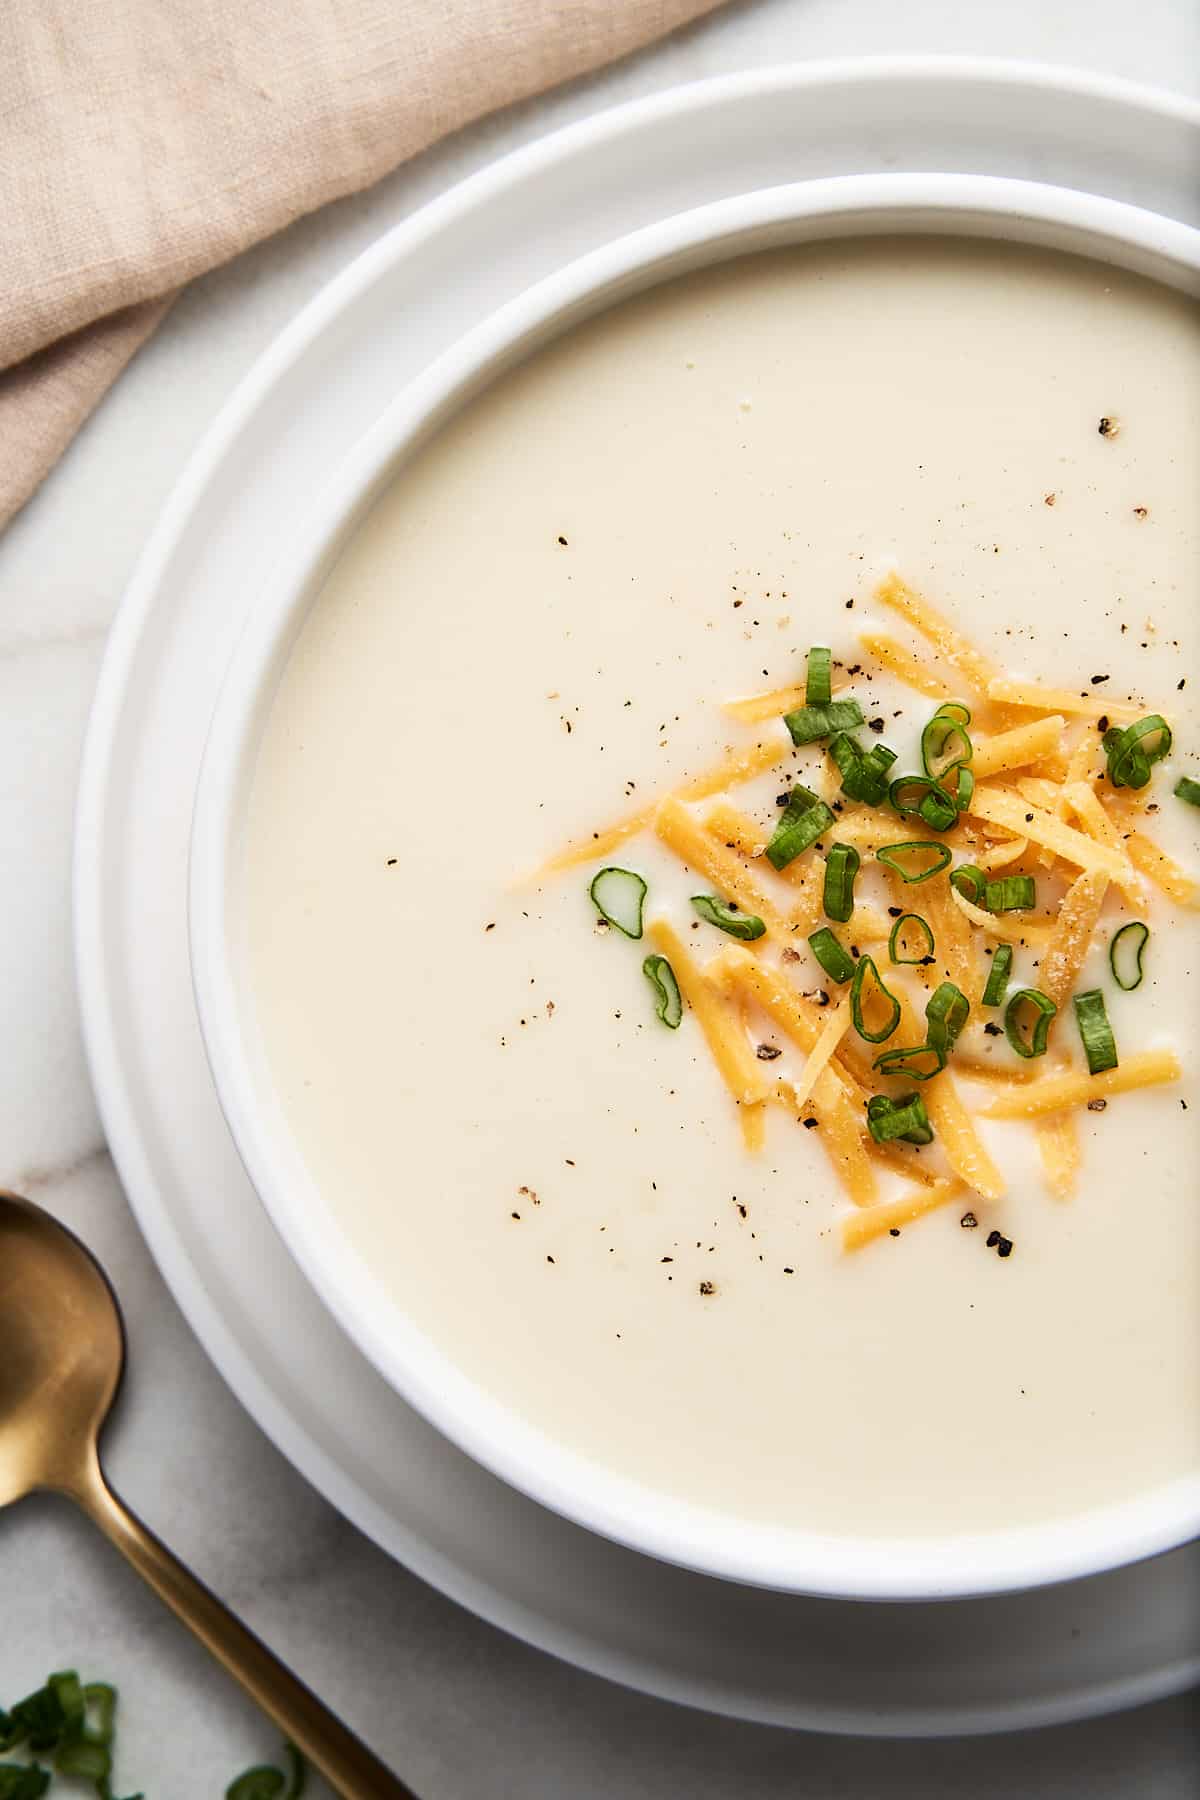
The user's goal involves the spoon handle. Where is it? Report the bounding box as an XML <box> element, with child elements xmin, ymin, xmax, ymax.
<box><xmin>73</xmin><ymin>1450</ymin><xmax>417</xmax><ymax>1799</ymax></box>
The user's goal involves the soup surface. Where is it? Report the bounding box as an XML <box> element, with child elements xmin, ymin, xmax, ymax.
<box><xmin>242</xmin><ymin>239</ymin><xmax>1200</xmax><ymax>1538</ymax></box>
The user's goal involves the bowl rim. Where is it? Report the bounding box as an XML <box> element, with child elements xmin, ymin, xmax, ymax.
<box><xmin>189</xmin><ymin>170</ymin><xmax>1200</xmax><ymax>1600</ymax></box>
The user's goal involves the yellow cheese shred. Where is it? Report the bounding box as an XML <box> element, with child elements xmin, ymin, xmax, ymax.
<box><xmin>971</xmin><ymin>715</ymin><xmax>1065</xmax><ymax>781</ymax></box>
<box><xmin>740</xmin><ymin>1102</ymin><xmax>767</xmax><ymax>1152</ymax></box>
<box><xmin>1063</xmin><ymin>782</ymin><xmax>1144</xmax><ymax>907</ymax></box>
<box><xmin>1039</xmin><ymin>868</ymin><xmax>1110</xmax><ymax>1013</ymax></box>
<box><xmin>856</xmin><ymin>629</ymin><xmax>961</xmax><ymax>702</ymax></box>
<box><xmin>648</xmin><ymin>918</ymin><xmax>768</xmax><ymax>1108</ymax></box>
<box><xmin>786</xmin><ymin>992</ymin><xmax>854</xmax><ymax>1115</ymax></box>
<box><xmin>722</xmin><ymin>675</ymin><xmax>849</xmax><ymax>725</ymax></box>
<box><xmin>532</xmin><ymin>731</ymin><xmax>791</xmax><ymax>877</ymax></box>
<box><xmin>842</xmin><ymin>1179</ymin><xmax>967</xmax><ymax>1252</ymax></box>
<box><xmin>1121</xmin><ymin>830</ymin><xmax>1200</xmax><ymax>910</ymax></box>
<box><xmin>874</xmin><ymin>572</ymin><xmax>1000</xmax><ymax>697</ymax></box>
<box><xmin>985</xmin><ymin>676</ymin><xmax>1142</xmax><ymax>722</ymax></box>
<box><xmin>1035</xmin><ymin>1113</ymin><xmax>1081</xmax><ymax>1201</ymax></box>
<box><xmin>982</xmin><ymin>1049</ymin><xmax>1182</xmax><ymax>1119</ymax></box>
<box><xmin>977</xmin><ymin>835</ymin><xmax>1029</xmax><ymax>870</ymax></box>
<box><xmin>967</xmin><ymin>784</ymin><xmax>1137</xmax><ymax>885</ymax></box>
<box><xmin>655</xmin><ymin>795</ymin><xmax>800</xmax><ymax>942</ymax></box>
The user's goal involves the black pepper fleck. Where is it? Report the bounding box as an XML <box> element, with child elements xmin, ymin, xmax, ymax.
<box><xmin>960</xmin><ymin>1212</ymin><xmax>978</xmax><ymax>1229</ymax></box>
<box><xmin>699</xmin><ymin>1280</ymin><xmax>716</xmax><ymax>1296</ymax></box>
<box><xmin>986</xmin><ymin>1230</ymin><xmax>1001</xmax><ymax>1247</ymax></box>
<box><xmin>888</xmin><ymin>1228</ymin><xmax>900</xmax><ymax>1238</ymax></box>
<box><xmin>1087</xmin><ymin>1098</ymin><xmax>1107</xmax><ymax>1112</ymax></box>
<box><xmin>756</xmin><ymin>1044</ymin><xmax>782</xmax><ymax>1061</ymax></box>
<box><xmin>802</xmin><ymin>1116</ymin><xmax>819</xmax><ymax>1130</ymax></box>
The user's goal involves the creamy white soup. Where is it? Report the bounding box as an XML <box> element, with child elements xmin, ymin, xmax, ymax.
<box><xmin>242</xmin><ymin>239</ymin><xmax>1200</xmax><ymax>1539</ymax></box>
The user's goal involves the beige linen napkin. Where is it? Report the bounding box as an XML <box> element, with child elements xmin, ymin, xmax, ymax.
<box><xmin>0</xmin><ymin>1</ymin><xmax>721</xmax><ymax>530</ymax></box>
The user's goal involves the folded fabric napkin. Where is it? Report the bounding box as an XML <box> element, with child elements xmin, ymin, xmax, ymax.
<box><xmin>0</xmin><ymin>0</ymin><xmax>722</xmax><ymax>530</ymax></box>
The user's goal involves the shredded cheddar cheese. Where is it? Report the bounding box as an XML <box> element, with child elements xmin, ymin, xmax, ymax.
<box><xmin>542</xmin><ymin>571</ymin><xmax>1192</xmax><ymax>1257</ymax></box>
<box><xmin>982</xmin><ymin>1050</ymin><xmax>1183</xmax><ymax>1119</ymax></box>
<box><xmin>842</xmin><ymin>1179</ymin><xmax>966</xmax><ymax>1251</ymax></box>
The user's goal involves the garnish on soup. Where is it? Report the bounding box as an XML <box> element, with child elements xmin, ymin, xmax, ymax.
<box><xmin>536</xmin><ymin>573</ymin><xmax>1190</xmax><ymax>1254</ymax></box>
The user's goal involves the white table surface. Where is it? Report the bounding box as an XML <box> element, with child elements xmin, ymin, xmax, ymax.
<box><xmin>2</xmin><ymin>2</ymin><xmax>1198</xmax><ymax>1794</ymax></box>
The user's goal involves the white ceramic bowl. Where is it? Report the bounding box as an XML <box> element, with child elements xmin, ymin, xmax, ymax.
<box><xmin>189</xmin><ymin>172</ymin><xmax>1200</xmax><ymax>1599</ymax></box>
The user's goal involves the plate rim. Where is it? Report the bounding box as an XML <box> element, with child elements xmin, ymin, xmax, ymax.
<box><xmin>73</xmin><ymin>55</ymin><xmax>1200</xmax><ymax>1734</ymax></box>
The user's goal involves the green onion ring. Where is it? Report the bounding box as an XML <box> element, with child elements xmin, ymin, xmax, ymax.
<box><xmin>830</xmin><ymin>732</ymin><xmax>897</xmax><ymax>805</ymax></box>
<box><xmin>805</xmin><ymin>645</ymin><xmax>832</xmax><ymax>707</ymax></box>
<box><xmin>926</xmin><ymin>980</ymin><xmax>970</xmax><ymax>1056</ymax></box>
<box><xmin>850</xmin><ymin>954</ymin><xmax>901</xmax><ymax>1044</ymax></box>
<box><xmin>888</xmin><ymin>912</ymin><xmax>935</xmax><ymax>965</ymax></box>
<box><xmin>766</xmin><ymin>785</ymin><xmax>834</xmax><ymax>870</ymax></box>
<box><xmin>950</xmin><ymin>862</ymin><xmax>986</xmax><ymax>904</ymax></box>
<box><xmin>866</xmin><ymin>1091</ymin><xmax>935</xmax><ymax>1145</ymax></box>
<box><xmin>1109</xmin><ymin>920</ymin><xmax>1149</xmax><ymax>991</ymax></box>
<box><xmin>1004</xmin><ymin>987</ymin><xmax>1057</xmax><ymax>1059</ymax></box>
<box><xmin>1104</xmin><ymin>714</ymin><xmax>1172</xmax><ymax>789</ymax></box>
<box><xmin>872</xmin><ymin>1042</ymin><xmax>946</xmax><ymax>1081</ymax></box>
<box><xmin>888</xmin><ymin>773</ymin><xmax>961</xmax><ymax>833</ymax></box>
<box><xmin>822</xmin><ymin>843</ymin><xmax>861</xmax><ymax>924</ymax></box>
<box><xmin>588</xmin><ymin>866</ymin><xmax>647</xmax><ymax>939</ymax></box>
<box><xmin>1174</xmin><ymin>774</ymin><xmax>1200</xmax><ymax>808</ymax></box>
<box><xmin>876</xmin><ymin>841</ymin><xmax>953</xmax><ymax>884</ymax></box>
<box><xmin>984</xmin><ymin>874</ymin><xmax>1036</xmax><ymax>913</ymax></box>
<box><xmin>921</xmin><ymin>704</ymin><xmax>974</xmax><ymax>782</ymax></box>
<box><xmin>690</xmin><ymin>894</ymin><xmax>766</xmax><ymax>941</ymax></box>
<box><xmin>1074</xmin><ymin>988</ymin><xmax>1119</xmax><ymax>1074</ymax></box>
<box><xmin>981</xmin><ymin>943</ymin><xmax>1014</xmax><ymax>1007</ymax></box>
<box><xmin>642</xmin><ymin>955</ymin><xmax>683</xmax><ymax>1029</ymax></box>
<box><xmin>807</xmin><ymin>926</ymin><xmax>857</xmax><ymax>985</ymax></box>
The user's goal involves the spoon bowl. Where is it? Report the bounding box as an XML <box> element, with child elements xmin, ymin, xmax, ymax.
<box><xmin>0</xmin><ymin>1189</ymin><xmax>414</xmax><ymax>1797</ymax></box>
<box><xmin>0</xmin><ymin>1191</ymin><xmax>124</xmax><ymax>1505</ymax></box>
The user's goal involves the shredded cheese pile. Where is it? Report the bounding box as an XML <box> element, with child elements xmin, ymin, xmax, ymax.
<box><xmin>535</xmin><ymin>574</ymin><xmax>1192</xmax><ymax>1252</ymax></box>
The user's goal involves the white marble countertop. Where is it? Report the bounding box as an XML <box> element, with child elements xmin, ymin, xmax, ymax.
<box><xmin>2</xmin><ymin>2</ymin><xmax>1198</xmax><ymax>1794</ymax></box>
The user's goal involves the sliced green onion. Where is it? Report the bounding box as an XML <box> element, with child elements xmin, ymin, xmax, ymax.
<box><xmin>953</xmin><ymin>765</ymin><xmax>975</xmax><ymax>812</ymax></box>
<box><xmin>822</xmin><ymin>843</ymin><xmax>860</xmax><ymax>923</ymax></box>
<box><xmin>690</xmin><ymin>894</ymin><xmax>765</xmax><ymax>941</ymax></box>
<box><xmin>866</xmin><ymin>1091</ymin><xmax>934</xmax><ymax>1146</ymax></box>
<box><xmin>1004</xmin><ymin>988</ymin><xmax>1057</xmax><ymax>1059</ymax></box>
<box><xmin>1104</xmin><ymin>714</ymin><xmax>1173</xmax><ymax>789</ymax></box>
<box><xmin>783</xmin><ymin>698</ymin><xmax>865</xmax><ymax>746</ymax></box>
<box><xmin>766</xmin><ymin>784</ymin><xmax>834</xmax><ymax>870</ymax></box>
<box><xmin>54</xmin><ymin>1742</ymin><xmax>111</xmax><ymax>1785</ymax></box>
<box><xmin>805</xmin><ymin>645</ymin><xmax>832</xmax><ymax>707</ymax></box>
<box><xmin>588</xmin><ymin>866</ymin><xmax>646</xmax><ymax>939</ymax></box>
<box><xmin>1174</xmin><ymin>774</ymin><xmax>1200</xmax><ymax>808</ymax></box>
<box><xmin>1074</xmin><ymin>988</ymin><xmax>1119</xmax><ymax>1074</ymax></box>
<box><xmin>926</xmin><ymin>981</ymin><xmax>970</xmax><ymax>1056</ymax></box>
<box><xmin>850</xmin><ymin>954</ymin><xmax>901</xmax><ymax>1044</ymax></box>
<box><xmin>1109</xmin><ymin>920</ymin><xmax>1149</xmax><ymax>991</ymax></box>
<box><xmin>889</xmin><ymin>773</ymin><xmax>959</xmax><ymax>833</ymax></box>
<box><xmin>888</xmin><ymin>912</ymin><xmax>935</xmax><ymax>964</ymax></box>
<box><xmin>981</xmin><ymin>943</ymin><xmax>1013</xmax><ymax>1007</ymax></box>
<box><xmin>984</xmin><ymin>874</ymin><xmax>1036</xmax><ymax>913</ymax></box>
<box><xmin>227</xmin><ymin>1770</ymin><xmax>287</xmax><ymax>1800</ymax></box>
<box><xmin>0</xmin><ymin>1767</ymin><xmax>51</xmax><ymax>1799</ymax></box>
<box><xmin>642</xmin><ymin>954</ymin><xmax>683</xmax><ymax>1028</ymax></box>
<box><xmin>78</xmin><ymin>1686</ymin><xmax>115</xmax><ymax>1751</ymax></box>
<box><xmin>829</xmin><ymin>732</ymin><xmax>897</xmax><ymax>805</ymax></box>
<box><xmin>876</xmin><ymin>841</ymin><xmax>952</xmax><ymax>884</ymax></box>
<box><xmin>950</xmin><ymin>862</ymin><xmax>986</xmax><ymax>903</ymax></box>
<box><xmin>227</xmin><ymin>1746</ymin><xmax>305</xmax><ymax>1800</ymax></box>
<box><xmin>873</xmin><ymin>1042</ymin><xmax>946</xmax><ymax>1081</ymax></box>
<box><xmin>807</xmin><ymin>927</ymin><xmax>856</xmax><ymax>984</ymax></box>
<box><xmin>921</xmin><ymin>703</ymin><xmax>974</xmax><ymax>782</ymax></box>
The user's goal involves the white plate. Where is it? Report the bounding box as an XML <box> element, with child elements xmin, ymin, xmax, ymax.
<box><xmin>75</xmin><ymin>60</ymin><xmax>1200</xmax><ymax>1733</ymax></box>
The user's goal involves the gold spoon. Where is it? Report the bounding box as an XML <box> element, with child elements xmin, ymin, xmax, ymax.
<box><xmin>0</xmin><ymin>1189</ymin><xmax>418</xmax><ymax>1799</ymax></box>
